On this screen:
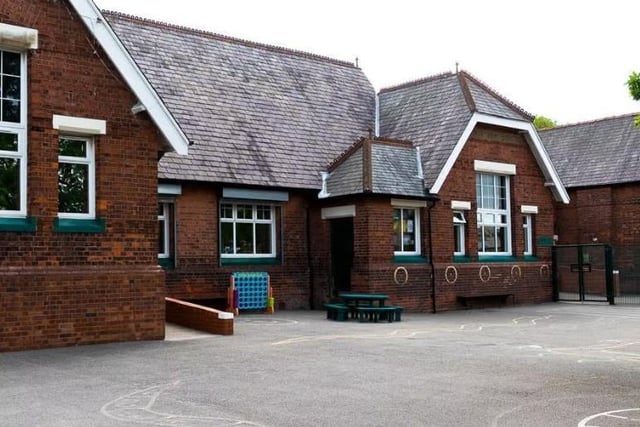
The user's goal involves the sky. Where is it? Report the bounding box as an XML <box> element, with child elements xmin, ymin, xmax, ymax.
<box><xmin>94</xmin><ymin>0</ymin><xmax>639</xmax><ymax>125</ymax></box>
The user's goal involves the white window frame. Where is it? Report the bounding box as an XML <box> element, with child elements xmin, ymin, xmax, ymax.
<box><xmin>453</xmin><ymin>210</ymin><xmax>466</xmax><ymax>256</ymax></box>
<box><xmin>0</xmin><ymin>48</ymin><xmax>27</xmax><ymax>217</ymax></box>
<box><xmin>57</xmin><ymin>135</ymin><xmax>95</xmax><ymax>219</ymax></box>
<box><xmin>393</xmin><ymin>207</ymin><xmax>421</xmax><ymax>256</ymax></box>
<box><xmin>220</xmin><ymin>202</ymin><xmax>276</xmax><ymax>258</ymax></box>
<box><xmin>476</xmin><ymin>173</ymin><xmax>512</xmax><ymax>255</ymax></box>
<box><xmin>158</xmin><ymin>202</ymin><xmax>171</xmax><ymax>258</ymax></box>
<box><xmin>523</xmin><ymin>214</ymin><xmax>533</xmax><ymax>256</ymax></box>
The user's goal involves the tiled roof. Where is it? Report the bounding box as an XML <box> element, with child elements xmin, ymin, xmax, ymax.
<box><xmin>540</xmin><ymin>113</ymin><xmax>640</xmax><ymax>187</ymax></box>
<box><xmin>378</xmin><ymin>71</ymin><xmax>531</xmax><ymax>190</ymax></box>
<box><xmin>104</xmin><ymin>12</ymin><xmax>375</xmax><ymax>190</ymax></box>
<box><xmin>325</xmin><ymin>138</ymin><xmax>426</xmax><ymax>198</ymax></box>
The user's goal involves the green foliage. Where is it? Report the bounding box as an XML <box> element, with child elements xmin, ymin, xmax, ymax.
<box><xmin>627</xmin><ymin>72</ymin><xmax>640</xmax><ymax>127</ymax></box>
<box><xmin>533</xmin><ymin>115</ymin><xmax>557</xmax><ymax>130</ymax></box>
<box><xmin>627</xmin><ymin>72</ymin><xmax>640</xmax><ymax>100</ymax></box>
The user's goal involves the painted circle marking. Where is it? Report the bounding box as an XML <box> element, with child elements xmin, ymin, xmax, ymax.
<box><xmin>394</xmin><ymin>266</ymin><xmax>409</xmax><ymax>285</ymax></box>
<box><xmin>510</xmin><ymin>265</ymin><xmax>522</xmax><ymax>283</ymax></box>
<box><xmin>578</xmin><ymin>408</ymin><xmax>640</xmax><ymax>426</ymax></box>
<box><xmin>445</xmin><ymin>266</ymin><xmax>458</xmax><ymax>284</ymax></box>
<box><xmin>479</xmin><ymin>265</ymin><xmax>491</xmax><ymax>283</ymax></box>
<box><xmin>540</xmin><ymin>264</ymin><xmax>550</xmax><ymax>278</ymax></box>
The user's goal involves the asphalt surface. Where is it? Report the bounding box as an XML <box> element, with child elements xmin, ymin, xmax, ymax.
<box><xmin>1</xmin><ymin>303</ymin><xmax>639</xmax><ymax>426</ymax></box>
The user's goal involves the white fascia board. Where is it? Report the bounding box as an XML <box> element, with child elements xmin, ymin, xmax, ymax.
<box><xmin>67</xmin><ymin>0</ymin><xmax>189</xmax><ymax>155</ymax></box>
<box><xmin>430</xmin><ymin>114</ymin><xmax>478</xmax><ymax>194</ymax></box>
<box><xmin>430</xmin><ymin>112</ymin><xmax>569</xmax><ymax>204</ymax></box>
<box><xmin>53</xmin><ymin>114</ymin><xmax>106</xmax><ymax>135</ymax></box>
<box><xmin>0</xmin><ymin>23</ymin><xmax>38</xmax><ymax>50</ymax></box>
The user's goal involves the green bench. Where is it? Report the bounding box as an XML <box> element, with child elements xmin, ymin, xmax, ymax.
<box><xmin>356</xmin><ymin>306</ymin><xmax>403</xmax><ymax>323</ymax></box>
<box><xmin>324</xmin><ymin>303</ymin><xmax>350</xmax><ymax>321</ymax></box>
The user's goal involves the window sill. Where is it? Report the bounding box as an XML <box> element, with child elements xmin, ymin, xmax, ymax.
<box><xmin>221</xmin><ymin>257</ymin><xmax>281</xmax><ymax>266</ymax></box>
<box><xmin>477</xmin><ymin>255</ymin><xmax>519</xmax><ymax>263</ymax></box>
<box><xmin>453</xmin><ymin>255</ymin><xmax>473</xmax><ymax>263</ymax></box>
<box><xmin>393</xmin><ymin>255</ymin><xmax>427</xmax><ymax>264</ymax></box>
<box><xmin>158</xmin><ymin>257</ymin><xmax>175</xmax><ymax>269</ymax></box>
<box><xmin>54</xmin><ymin>217</ymin><xmax>106</xmax><ymax>233</ymax></box>
<box><xmin>0</xmin><ymin>216</ymin><xmax>37</xmax><ymax>232</ymax></box>
<box><xmin>523</xmin><ymin>255</ymin><xmax>539</xmax><ymax>262</ymax></box>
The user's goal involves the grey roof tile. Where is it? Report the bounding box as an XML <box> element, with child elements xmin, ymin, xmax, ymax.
<box><xmin>378</xmin><ymin>72</ymin><xmax>532</xmax><ymax>190</ymax></box>
<box><xmin>325</xmin><ymin>139</ymin><xmax>426</xmax><ymax>198</ymax></box>
<box><xmin>105</xmin><ymin>12</ymin><xmax>375</xmax><ymax>190</ymax></box>
<box><xmin>540</xmin><ymin>113</ymin><xmax>640</xmax><ymax>187</ymax></box>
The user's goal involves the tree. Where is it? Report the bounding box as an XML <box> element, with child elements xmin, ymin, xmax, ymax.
<box><xmin>627</xmin><ymin>72</ymin><xmax>640</xmax><ymax>126</ymax></box>
<box><xmin>533</xmin><ymin>115</ymin><xmax>557</xmax><ymax>130</ymax></box>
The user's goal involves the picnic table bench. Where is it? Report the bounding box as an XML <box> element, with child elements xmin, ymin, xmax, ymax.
<box><xmin>324</xmin><ymin>292</ymin><xmax>403</xmax><ymax>322</ymax></box>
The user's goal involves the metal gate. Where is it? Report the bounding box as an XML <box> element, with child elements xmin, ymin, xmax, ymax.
<box><xmin>552</xmin><ymin>244</ymin><xmax>614</xmax><ymax>304</ymax></box>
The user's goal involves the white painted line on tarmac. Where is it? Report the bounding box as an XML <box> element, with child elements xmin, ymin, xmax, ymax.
<box><xmin>578</xmin><ymin>408</ymin><xmax>640</xmax><ymax>426</ymax></box>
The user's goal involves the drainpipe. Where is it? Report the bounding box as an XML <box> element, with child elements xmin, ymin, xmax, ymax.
<box><xmin>427</xmin><ymin>198</ymin><xmax>437</xmax><ymax>313</ymax></box>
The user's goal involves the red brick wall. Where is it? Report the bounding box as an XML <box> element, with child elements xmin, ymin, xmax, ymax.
<box><xmin>312</xmin><ymin>126</ymin><xmax>558</xmax><ymax>312</ymax></box>
<box><xmin>165</xmin><ymin>183</ymin><xmax>312</xmax><ymax>310</ymax></box>
<box><xmin>556</xmin><ymin>187</ymin><xmax>614</xmax><ymax>245</ymax></box>
<box><xmin>556</xmin><ymin>183</ymin><xmax>640</xmax><ymax>289</ymax></box>
<box><xmin>1</xmin><ymin>0</ymin><xmax>165</xmax><ymax>351</ymax></box>
<box><xmin>0</xmin><ymin>267</ymin><xmax>165</xmax><ymax>352</ymax></box>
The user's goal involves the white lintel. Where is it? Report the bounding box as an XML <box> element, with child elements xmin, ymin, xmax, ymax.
<box><xmin>321</xmin><ymin>205</ymin><xmax>356</xmax><ymax>220</ymax></box>
<box><xmin>474</xmin><ymin>160</ymin><xmax>516</xmax><ymax>175</ymax></box>
<box><xmin>0</xmin><ymin>23</ymin><xmax>38</xmax><ymax>50</ymax></box>
<box><xmin>521</xmin><ymin>205</ymin><xmax>539</xmax><ymax>214</ymax></box>
<box><xmin>53</xmin><ymin>114</ymin><xmax>106</xmax><ymax>135</ymax></box>
<box><xmin>451</xmin><ymin>200</ymin><xmax>471</xmax><ymax>210</ymax></box>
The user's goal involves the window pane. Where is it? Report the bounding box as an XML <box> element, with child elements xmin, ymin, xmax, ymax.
<box><xmin>256</xmin><ymin>205</ymin><xmax>271</xmax><ymax>220</ymax></box>
<box><xmin>2</xmin><ymin>99</ymin><xmax>20</xmax><ymax>122</ymax></box>
<box><xmin>496</xmin><ymin>227</ymin><xmax>507</xmax><ymax>252</ymax></box>
<box><xmin>237</xmin><ymin>204</ymin><xmax>252</xmax><ymax>220</ymax></box>
<box><xmin>221</xmin><ymin>222</ymin><xmax>234</xmax><ymax>254</ymax></box>
<box><xmin>402</xmin><ymin>209</ymin><xmax>416</xmax><ymax>252</ymax></box>
<box><xmin>158</xmin><ymin>203</ymin><xmax>165</xmax><ymax>216</ymax></box>
<box><xmin>58</xmin><ymin>163</ymin><xmax>89</xmax><ymax>213</ymax></box>
<box><xmin>236</xmin><ymin>223</ymin><xmax>254</xmax><ymax>254</ymax></box>
<box><xmin>220</xmin><ymin>204</ymin><xmax>233</xmax><ymax>219</ymax></box>
<box><xmin>393</xmin><ymin>208</ymin><xmax>402</xmax><ymax>251</ymax></box>
<box><xmin>59</xmin><ymin>138</ymin><xmax>87</xmax><ymax>157</ymax></box>
<box><xmin>0</xmin><ymin>157</ymin><xmax>19</xmax><ymax>210</ymax></box>
<box><xmin>255</xmin><ymin>223</ymin><xmax>272</xmax><ymax>254</ymax></box>
<box><xmin>158</xmin><ymin>219</ymin><xmax>166</xmax><ymax>254</ymax></box>
<box><xmin>0</xmin><ymin>132</ymin><xmax>17</xmax><ymax>151</ymax></box>
<box><xmin>2</xmin><ymin>51</ymin><xmax>20</xmax><ymax>76</ymax></box>
<box><xmin>2</xmin><ymin>76</ymin><xmax>20</xmax><ymax>100</ymax></box>
<box><xmin>454</xmin><ymin>224</ymin><xmax>463</xmax><ymax>254</ymax></box>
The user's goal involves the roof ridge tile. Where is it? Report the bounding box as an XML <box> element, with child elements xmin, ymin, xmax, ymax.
<box><xmin>102</xmin><ymin>10</ymin><xmax>358</xmax><ymax>69</ymax></box>
<box><xmin>540</xmin><ymin>112</ymin><xmax>640</xmax><ymax>131</ymax></box>
<box><xmin>458</xmin><ymin>70</ymin><xmax>533</xmax><ymax>120</ymax></box>
<box><xmin>378</xmin><ymin>71</ymin><xmax>455</xmax><ymax>94</ymax></box>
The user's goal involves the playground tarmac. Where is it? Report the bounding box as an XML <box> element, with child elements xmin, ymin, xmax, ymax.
<box><xmin>1</xmin><ymin>303</ymin><xmax>639</xmax><ymax>426</ymax></box>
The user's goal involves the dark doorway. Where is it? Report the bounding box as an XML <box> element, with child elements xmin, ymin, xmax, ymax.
<box><xmin>330</xmin><ymin>217</ymin><xmax>354</xmax><ymax>297</ymax></box>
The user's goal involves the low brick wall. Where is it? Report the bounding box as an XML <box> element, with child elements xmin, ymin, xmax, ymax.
<box><xmin>165</xmin><ymin>298</ymin><xmax>234</xmax><ymax>336</ymax></box>
<box><xmin>0</xmin><ymin>266</ymin><xmax>165</xmax><ymax>352</ymax></box>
